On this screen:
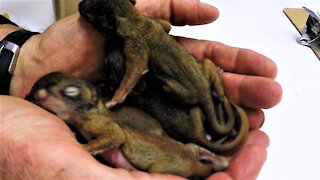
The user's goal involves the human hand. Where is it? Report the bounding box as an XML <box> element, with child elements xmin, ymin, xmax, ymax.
<box><xmin>0</xmin><ymin>96</ymin><xmax>185</xmax><ymax>180</ymax></box>
<box><xmin>4</xmin><ymin>0</ymin><xmax>282</xmax><ymax>179</ymax></box>
<box><xmin>8</xmin><ymin>0</ymin><xmax>220</xmax><ymax>98</ymax></box>
<box><xmin>137</xmin><ymin>0</ymin><xmax>282</xmax><ymax>179</ymax></box>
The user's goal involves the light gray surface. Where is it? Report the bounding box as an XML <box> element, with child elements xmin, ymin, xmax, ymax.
<box><xmin>0</xmin><ymin>0</ymin><xmax>55</xmax><ymax>32</ymax></box>
<box><xmin>1</xmin><ymin>0</ymin><xmax>320</xmax><ymax>179</ymax></box>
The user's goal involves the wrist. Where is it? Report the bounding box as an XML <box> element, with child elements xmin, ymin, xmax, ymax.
<box><xmin>0</xmin><ymin>26</ymin><xmax>40</xmax><ymax>96</ymax></box>
<box><xmin>9</xmin><ymin>34</ymin><xmax>43</xmax><ymax>98</ymax></box>
<box><xmin>0</xmin><ymin>24</ymin><xmax>21</xmax><ymax>40</ymax></box>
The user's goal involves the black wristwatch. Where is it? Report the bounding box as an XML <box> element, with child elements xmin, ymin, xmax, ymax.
<box><xmin>0</xmin><ymin>15</ymin><xmax>39</xmax><ymax>95</ymax></box>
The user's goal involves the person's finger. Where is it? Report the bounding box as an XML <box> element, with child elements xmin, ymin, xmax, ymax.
<box><xmin>226</xmin><ymin>130</ymin><xmax>268</xmax><ymax>179</ymax></box>
<box><xmin>222</xmin><ymin>72</ymin><xmax>282</xmax><ymax>109</ymax></box>
<box><xmin>207</xmin><ymin>172</ymin><xmax>233</xmax><ymax>180</ymax></box>
<box><xmin>136</xmin><ymin>0</ymin><xmax>219</xmax><ymax>25</ymax></box>
<box><xmin>207</xmin><ymin>131</ymin><xmax>268</xmax><ymax>180</ymax></box>
<box><xmin>228</xmin><ymin>130</ymin><xmax>269</xmax><ymax>179</ymax></box>
<box><xmin>244</xmin><ymin>108</ymin><xmax>265</xmax><ymax>130</ymax></box>
<box><xmin>176</xmin><ymin>38</ymin><xmax>278</xmax><ymax>79</ymax></box>
<box><xmin>245</xmin><ymin>130</ymin><xmax>270</xmax><ymax>149</ymax></box>
<box><xmin>227</xmin><ymin>145</ymin><xmax>267</xmax><ymax>180</ymax></box>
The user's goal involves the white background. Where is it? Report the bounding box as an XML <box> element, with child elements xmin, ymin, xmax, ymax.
<box><xmin>1</xmin><ymin>0</ymin><xmax>320</xmax><ymax>179</ymax></box>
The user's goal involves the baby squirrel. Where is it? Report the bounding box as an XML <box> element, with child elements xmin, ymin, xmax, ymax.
<box><xmin>32</xmin><ymin>72</ymin><xmax>229</xmax><ymax>179</ymax></box>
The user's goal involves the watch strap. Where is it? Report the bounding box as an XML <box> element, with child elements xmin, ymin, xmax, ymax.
<box><xmin>0</xmin><ymin>14</ymin><xmax>17</xmax><ymax>26</ymax></box>
<box><xmin>0</xmin><ymin>30</ymin><xmax>39</xmax><ymax>95</ymax></box>
<box><xmin>0</xmin><ymin>46</ymin><xmax>15</xmax><ymax>94</ymax></box>
<box><xmin>4</xmin><ymin>30</ymin><xmax>39</xmax><ymax>47</ymax></box>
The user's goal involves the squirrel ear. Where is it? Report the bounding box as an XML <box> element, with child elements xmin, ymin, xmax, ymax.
<box><xmin>129</xmin><ymin>0</ymin><xmax>136</xmax><ymax>5</ymax></box>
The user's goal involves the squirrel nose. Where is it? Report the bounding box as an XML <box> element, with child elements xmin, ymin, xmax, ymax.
<box><xmin>212</xmin><ymin>156</ymin><xmax>229</xmax><ymax>171</ymax></box>
<box><xmin>35</xmin><ymin>89</ymin><xmax>49</xmax><ymax>100</ymax></box>
<box><xmin>199</xmin><ymin>152</ymin><xmax>229</xmax><ymax>171</ymax></box>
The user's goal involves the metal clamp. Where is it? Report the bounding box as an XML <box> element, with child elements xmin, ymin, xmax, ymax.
<box><xmin>297</xmin><ymin>7</ymin><xmax>320</xmax><ymax>51</ymax></box>
<box><xmin>0</xmin><ymin>40</ymin><xmax>20</xmax><ymax>74</ymax></box>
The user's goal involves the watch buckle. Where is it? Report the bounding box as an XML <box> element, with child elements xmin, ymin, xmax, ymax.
<box><xmin>0</xmin><ymin>40</ymin><xmax>20</xmax><ymax>74</ymax></box>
